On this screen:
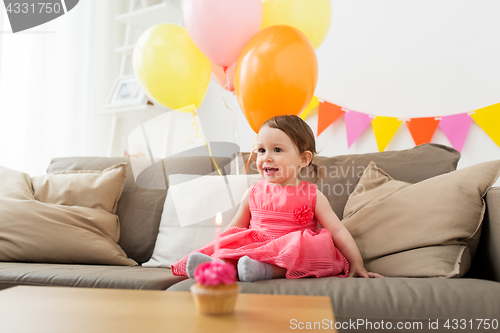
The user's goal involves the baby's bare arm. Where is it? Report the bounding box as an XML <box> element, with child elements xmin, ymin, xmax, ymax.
<box><xmin>224</xmin><ymin>188</ymin><xmax>251</xmax><ymax>231</ymax></box>
<box><xmin>314</xmin><ymin>190</ymin><xmax>344</xmax><ymax>235</ymax></box>
<box><xmin>315</xmin><ymin>190</ymin><xmax>382</xmax><ymax>278</ymax></box>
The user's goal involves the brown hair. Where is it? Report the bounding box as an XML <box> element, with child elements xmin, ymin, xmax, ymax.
<box><xmin>260</xmin><ymin>115</ymin><xmax>322</xmax><ymax>182</ymax></box>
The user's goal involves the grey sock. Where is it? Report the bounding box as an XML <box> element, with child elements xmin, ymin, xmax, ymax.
<box><xmin>186</xmin><ymin>253</ymin><xmax>225</xmax><ymax>278</ymax></box>
<box><xmin>237</xmin><ymin>256</ymin><xmax>274</xmax><ymax>282</ymax></box>
<box><xmin>186</xmin><ymin>253</ymin><xmax>213</xmax><ymax>279</ymax></box>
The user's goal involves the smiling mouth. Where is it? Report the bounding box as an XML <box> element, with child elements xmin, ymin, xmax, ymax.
<box><xmin>264</xmin><ymin>167</ymin><xmax>279</xmax><ymax>174</ymax></box>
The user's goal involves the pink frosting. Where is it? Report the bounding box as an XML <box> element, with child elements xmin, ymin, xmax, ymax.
<box><xmin>194</xmin><ymin>261</ymin><xmax>237</xmax><ymax>286</ymax></box>
<box><xmin>294</xmin><ymin>204</ymin><xmax>314</xmax><ymax>224</ymax></box>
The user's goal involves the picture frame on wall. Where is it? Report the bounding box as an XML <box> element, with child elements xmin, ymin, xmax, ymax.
<box><xmin>106</xmin><ymin>75</ymin><xmax>148</xmax><ymax>108</ymax></box>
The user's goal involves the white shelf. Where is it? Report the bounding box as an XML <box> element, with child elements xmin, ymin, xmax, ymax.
<box><xmin>107</xmin><ymin>0</ymin><xmax>182</xmax><ymax>157</ymax></box>
<box><xmin>100</xmin><ymin>104</ymin><xmax>170</xmax><ymax>119</ymax></box>
<box><xmin>115</xmin><ymin>1</ymin><xmax>184</xmax><ymax>28</ymax></box>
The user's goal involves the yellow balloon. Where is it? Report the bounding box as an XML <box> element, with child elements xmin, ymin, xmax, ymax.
<box><xmin>261</xmin><ymin>0</ymin><xmax>332</xmax><ymax>49</ymax></box>
<box><xmin>133</xmin><ymin>24</ymin><xmax>211</xmax><ymax>112</ymax></box>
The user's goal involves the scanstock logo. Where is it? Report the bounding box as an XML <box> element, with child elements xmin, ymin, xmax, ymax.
<box><xmin>3</xmin><ymin>0</ymin><xmax>80</xmax><ymax>33</ymax></box>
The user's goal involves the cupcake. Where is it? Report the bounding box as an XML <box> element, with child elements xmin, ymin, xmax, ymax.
<box><xmin>190</xmin><ymin>261</ymin><xmax>241</xmax><ymax>315</ymax></box>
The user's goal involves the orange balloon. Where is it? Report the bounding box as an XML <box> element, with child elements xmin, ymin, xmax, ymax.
<box><xmin>235</xmin><ymin>25</ymin><xmax>318</xmax><ymax>133</ymax></box>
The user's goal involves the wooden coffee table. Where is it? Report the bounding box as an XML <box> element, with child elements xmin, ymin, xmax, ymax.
<box><xmin>0</xmin><ymin>286</ymin><xmax>336</xmax><ymax>333</ymax></box>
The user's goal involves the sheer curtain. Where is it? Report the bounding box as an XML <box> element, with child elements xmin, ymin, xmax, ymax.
<box><xmin>0</xmin><ymin>1</ymin><xmax>123</xmax><ymax>176</ymax></box>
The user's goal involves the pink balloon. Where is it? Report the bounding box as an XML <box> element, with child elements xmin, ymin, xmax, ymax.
<box><xmin>211</xmin><ymin>62</ymin><xmax>235</xmax><ymax>92</ymax></box>
<box><xmin>183</xmin><ymin>0</ymin><xmax>263</xmax><ymax>69</ymax></box>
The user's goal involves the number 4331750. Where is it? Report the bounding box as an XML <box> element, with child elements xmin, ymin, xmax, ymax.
<box><xmin>6</xmin><ymin>2</ymin><xmax>63</xmax><ymax>14</ymax></box>
<box><xmin>444</xmin><ymin>319</ymin><xmax>498</xmax><ymax>330</ymax></box>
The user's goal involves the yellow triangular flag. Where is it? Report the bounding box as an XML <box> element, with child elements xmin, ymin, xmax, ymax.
<box><xmin>471</xmin><ymin>103</ymin><xmax>500</xmax><ymax>147</ymax></box>
<box><xmin>300</xmin><ymin>96</ymin><xmax>319</xmax><ymax>120</ymax></box>
<box><xmin>371</xmin><ymin>116</ymin><xmax>402</xmax><ymax>151</ymax></box>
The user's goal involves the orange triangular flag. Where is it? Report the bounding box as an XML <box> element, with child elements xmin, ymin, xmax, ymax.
<box><xmin>317</xmin><ymin>101</ymin><xmax>344</xmax><ymax>136</ymax></box>
<box><xmin>406</xmin><ymin>117</ymin><xmax>440</xmax><ymax>146</ymax></box>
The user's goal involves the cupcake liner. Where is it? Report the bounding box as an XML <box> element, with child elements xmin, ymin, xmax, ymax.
<box><xmin>190</xmin><ymin>284</ymin><xmax>241</xmax><ymax>315</ymax></box>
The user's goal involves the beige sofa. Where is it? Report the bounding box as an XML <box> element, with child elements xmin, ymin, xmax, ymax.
<box><xmin>0</xmin><ymin>143</ymin><xmax>499</xmax><ymax>332</ymax></box>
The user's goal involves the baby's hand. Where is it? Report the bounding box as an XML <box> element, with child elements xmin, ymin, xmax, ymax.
<box><xmin>348</xmin><ymin>263</ymin><xmax>384</xmax><ymax>278</ymax></box>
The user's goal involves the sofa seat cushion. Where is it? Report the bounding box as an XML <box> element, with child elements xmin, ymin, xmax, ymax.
<box><xmin>168</xmin><ymin>278</ymin><xmax>500</xmax><ymax>322</ymax></box>
<box><xmin>0</xmin><ymin>263</ymin><xmax>186</xmax><ymax>290</ymax></box>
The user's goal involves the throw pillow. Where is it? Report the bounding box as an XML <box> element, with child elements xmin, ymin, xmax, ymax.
<box><xmin>32</xmin><ymin>163</ymin><xmax>127</xmax><ymax>214</ymax></box>
<box><xmin>143</xmin><ymin>174</ymin><xmax>263</xmax><ymax>268</ymax></box>
<box><xmin>342</xmin><ymin>160</ymin><xmax>500</xmax><ymax>277</ymax></box>
<box><xmin>240</xmin><ymin>143</ymin><xmax>461</xmax><ymax>219</ymax></box>
<box><xmin>0</xmin><ymin>165</ymin><xmax>137</xmax><ymax>266</ymax></box>
<box><xmin>47</xmin><ymin>155</ymin><xmax>233</xmax><ymax>264</ymax></box>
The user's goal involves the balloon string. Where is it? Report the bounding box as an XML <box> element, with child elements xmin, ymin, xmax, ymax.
<box><xmin>245</xmin><ymin>134</ymin><xmax>258</xmax><ymax>174</ymax></box>
<box><xmin>185</xmin><ymin>112</ymin><xmax>201</xmax><ymax>143</ymax></box>
<box><xmin>186</xmin><ymin>111</ymin><xmax>222</xmax><ymax>176</ymax></box>
<box><xmin>222</xmin><ymin>69</ymin><xmax>239</xmax><ymax>174</ymax></box>
<box><xmin>222</xmin><ymin>80</ymin><xmax>237</xmax><ymax>144</ymax></box>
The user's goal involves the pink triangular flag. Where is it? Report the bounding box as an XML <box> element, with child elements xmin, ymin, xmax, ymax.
<box><xmin>438</xmin><ymin>113</ymin><xmax>472</xmax><ymax>152</ymax></box>
<box><xmin>344</xmin><ymin>110</ymin><xmax>373</xmax><ymax>148</ymax></box>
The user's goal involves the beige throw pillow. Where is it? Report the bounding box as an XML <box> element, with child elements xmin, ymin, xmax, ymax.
<box><xmin>342</xmin><ymin>160</ymin><xmax>500</xmax><ymax>278</ymax></box>
<box><xmin>0</xmin><ymin>165</ymin><xmax>136</xmax><ymax>266</ymax></box>
<box><xmin>32</xmin><ymin>163</ymin><xmax>127</xmax><ymax>214</ymax></box>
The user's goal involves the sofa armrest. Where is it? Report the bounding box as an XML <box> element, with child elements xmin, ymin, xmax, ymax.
<box><xmin>469</xmin><ymin>187</ymin><xmax>500</xmax><ymax>282</ymax></box>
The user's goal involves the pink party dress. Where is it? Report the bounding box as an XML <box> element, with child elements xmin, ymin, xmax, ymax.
<box><xmin>171</xmin><ymin>179</ymin><xmax>350</xmax><ymax>279</ymax></box>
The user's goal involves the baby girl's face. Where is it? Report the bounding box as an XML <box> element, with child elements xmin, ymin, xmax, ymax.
<box><xmin>255</xmin><ymin>126</ymin><xmax>306</xmax><ymax>186</ymax></box>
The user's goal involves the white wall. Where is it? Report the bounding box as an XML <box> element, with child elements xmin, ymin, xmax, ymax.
<box><xmin>3</xmin><ymin>1</ymin><xmax>497</xmax><ymax>174</ymax></box>
<box><xmin>87</xmin><ymin>1</ymin><xmax>127</xmax><ymax>157</ymax></box>
<box><xmin>0</xmin><ymin>0</ymin><xmax>126</xmax><ymax>176</ymax></box>
<box><xmin>186</xmin><ymin>0</ymin><xmax>500</xmax><ymax>174</ymax></box>
<box><xmin>317</xmin><ymin>0</ymin><xmax>500</xmax><ymax>119</ymax></box>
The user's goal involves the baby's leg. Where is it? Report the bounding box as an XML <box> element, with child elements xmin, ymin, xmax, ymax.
<box><xmin>271</xmin><ymin>265</ymin><xmax>287</xmax><ymax>279</ymax></box>
<box><xmin>237</xmin><ymin>256</ymin><xmax>286</xmax><ymax>282</ymax></box>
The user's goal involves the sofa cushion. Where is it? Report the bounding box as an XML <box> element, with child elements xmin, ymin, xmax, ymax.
<box><xmin>143</xmin><ymin>174</ymin><xmax>262</xmax><ymax>268</ymax></box>
<box><xmin>342</xmin><ymin>160</ymin><xmax>500</xmax><ymax>277</ymax></box>
<box><xmin>0</xmin><ymin>166</ymin><xmax>136</xmax><ymax>266</ymax></box>
<box><xmin>32</xmin><ymin>163</ymin><xmax>127</xmax><ymax>214</ymax></box>
<box><xmin>47</xmin><ymin>156</ymin><xmax>232</xmax><ymax>264</ymax></box>
<box><xmin>168</xmin><ymin>277</ymin><xmax>500</xmax><ymax>324</ymax></box>
<box><xmin>241</xmin><ymin>143</ymin><xmax>461</xmax><ymax>219</ymax></box>
<box><xmin>466</xmin><ymin>187</ymin><xmax>500</xmax><ymax>282</ymax></box>
<box><xmin>0</xmin><ymin>263</ymin><xmax>185</xmax><ymax>290</ymax></box>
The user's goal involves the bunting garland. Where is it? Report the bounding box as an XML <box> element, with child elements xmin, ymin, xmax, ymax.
<box><xmin>317</xmin><ymin>101</ymin><xmax>344</xmax><ymax>136</ymax></box>
<box><xmin>344</xmin><ymin>111</ymin><xmax>372</xmax><ymax>148</ymax></box>
<box><xmin>314</xmin><ymin>99</ymin><xmax>500</xmax><ymax>152</ymax></box>
<box><xmin>470</xmin><ymin>103</ymin><xmax>500</xmax><ymax>147</ymax></box>
<box><xmin>406</xmin><ymin>117</ymin><xmax>440</xmax><ymax>146</ymax></box>
<box><xmin>371</xmin><ymin>116</ymin><xmax>402</xmax><ymax>152</ymax></box>
<box><xmin>439</xmin><ymin>113</ymin><xmax>472</xmax><ymax>152</ymax></box>
<box><xmin>299</xmin><ymin>96</ymin><xmax>320</xmax><ymax>121</ymax></box>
